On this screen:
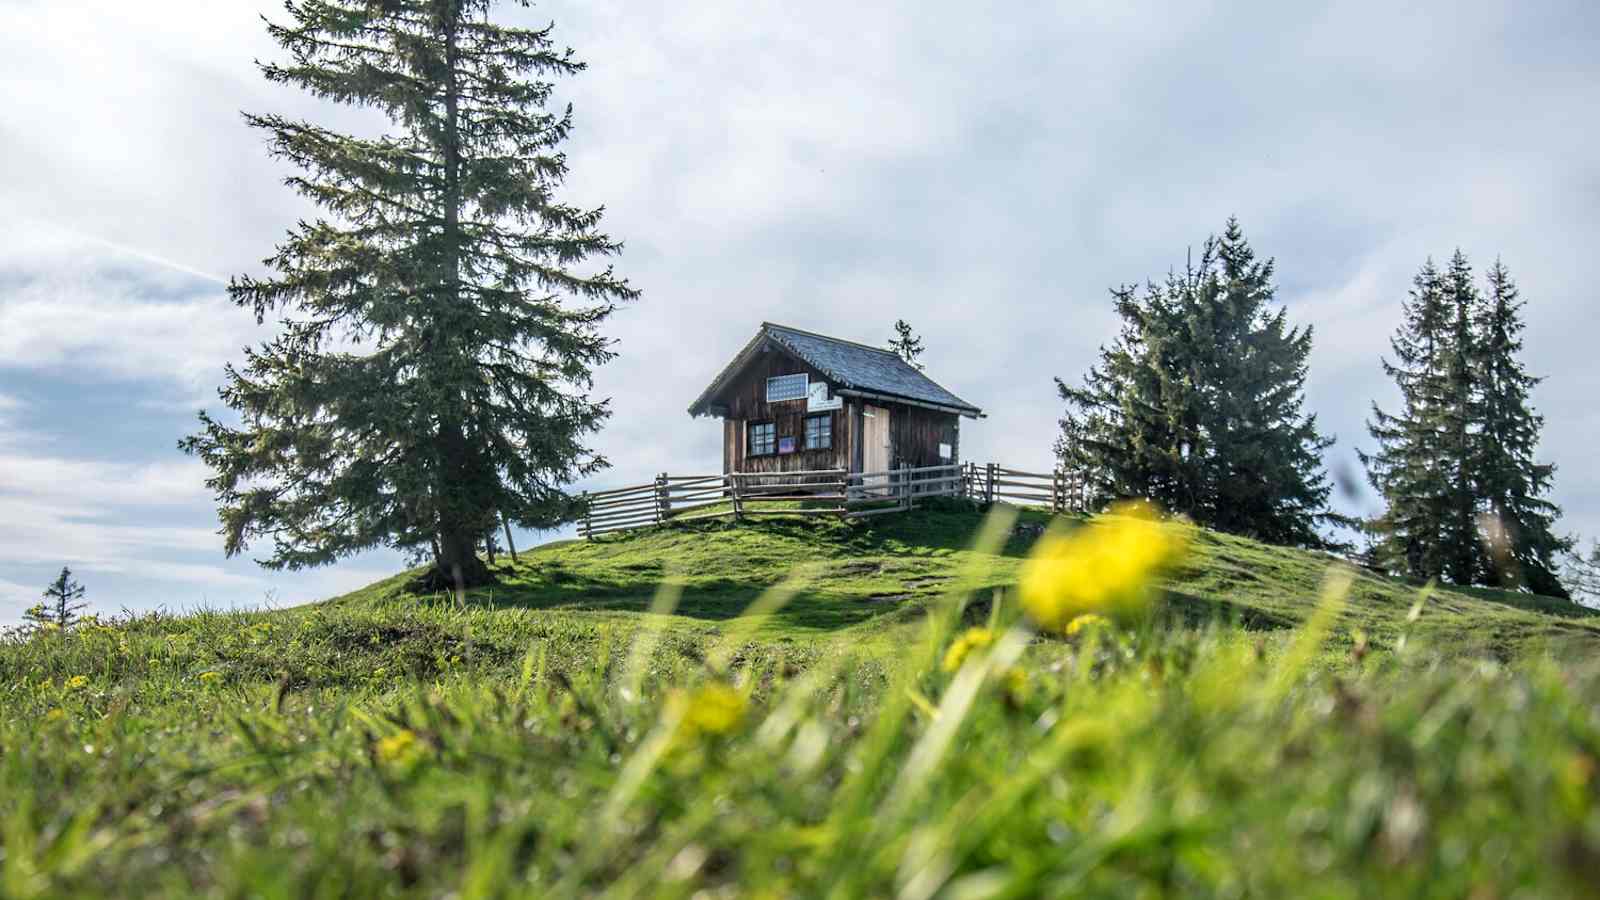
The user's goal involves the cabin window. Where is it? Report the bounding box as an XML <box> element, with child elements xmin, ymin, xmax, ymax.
<box><xmin>804</xmin><ymin>414</ymin><xmax>832</xmax><ymax>450</ymax></box>
<box><xmin>748</xmin><ymin>421</ymin><xmax>776</xmax><ymax>456</ymax></box>
<box><xmin>766</xmin><ymin>373</ymin><xmax>809</xmax><ymax>403</ymax></box>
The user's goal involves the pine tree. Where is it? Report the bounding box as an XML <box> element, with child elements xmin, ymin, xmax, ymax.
<box><xmin>1363</xmin><ymin>253</ymin><xmax>1568</xmax><ymax>596</ymax></box>
<box><xmin>887</xmin><ymin>320</ymin><xmax>925</xmax><ymax>370</ymax></box>
<box><xmin>1188</xmin><ymin>220</ymin><xmax>1341</xmax><ymax>547</ymax></box>
<box><xmin>1438</xmin><ymin>251</ymin><xmax>1485</xmax><ymax>584</ymax></box>
<box><xmin>1565</xmin><ymin>539</ymin><xmax>1600</xmax><ymax>607</ymax></box>
<box><xmin>1472</xmin><ymin>260</ymin><xmax>1569</xmax><ymax>595</ymax></box>
<box><xmin>1058</xmin><ymin>219</ymin><xmax>1341</xmax><ymax>548</ymax></box>
<box><xmin>181</xmin><ymin>1</ymin><xmax>636</xmax><ymax>589</ymax></box>
<box><xmin>1057</xmin><ymin>278</ymin><xmax>1201</xmax><ymax>517</ymax></box>
<box><xmin>1362</xmin><ymin>260</ymin><xmax>1453</xmax><ymax>580</ymax></box>
<box><xmin>24</xmin><ymin>567</ymin><xmax>87</xmax><ymax>633</ymax></box>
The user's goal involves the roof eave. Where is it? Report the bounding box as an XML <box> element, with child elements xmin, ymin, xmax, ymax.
<box><xmin>833</xmin><ymin>388</ymin><xmax>983</xmax><ymax>419</ymax></box>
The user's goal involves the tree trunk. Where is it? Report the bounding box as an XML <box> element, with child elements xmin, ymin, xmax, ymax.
<box><xmin>425</xmin><ymin>525</ymin><xmax>493</xmax><ymax>592</ymax></box>
<box><xmin>502</xmin><ymin>512</ymin><xmax>518</xmax><ymax>562</ymax></box>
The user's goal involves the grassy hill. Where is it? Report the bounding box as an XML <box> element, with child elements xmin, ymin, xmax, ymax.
<box><xmin>344</xmin><ymin>500</ymin><xmax>1599</xmax><ymax>656</ymax></box>
<box><xmin>3</xmin><ymin>502</ymin><xmax>1599</xmax><ymax>897</ymax></box>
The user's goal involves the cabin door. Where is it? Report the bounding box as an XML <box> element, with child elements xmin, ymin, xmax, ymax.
<box><xmin>861</xmin><ymin>405</ymin><xmax>891</xmax><ymax>495</ymax></box>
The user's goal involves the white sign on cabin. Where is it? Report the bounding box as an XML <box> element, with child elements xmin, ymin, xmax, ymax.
<box><xmin>807</xmin><ymin>381</ymin><xmax>842</xmax><ymax>412</ymax></box>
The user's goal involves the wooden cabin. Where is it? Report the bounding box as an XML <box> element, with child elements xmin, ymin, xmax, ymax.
<box><xmin>687</xmin><ymin>323</ymin><xmax>983</xmax><ymax>478</ymax></box>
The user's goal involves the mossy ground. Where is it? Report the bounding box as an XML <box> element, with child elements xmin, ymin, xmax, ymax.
<box><xmin>2</xmin><ymin>502</ymin><xmax>1597</xmax><ymax>897</ymax></box>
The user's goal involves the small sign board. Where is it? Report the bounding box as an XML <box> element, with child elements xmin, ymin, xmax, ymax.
<box><xmin>939</xmin><ymin>442</ymin><xmax>953</xmax><ymax>460</ymax></box>
<box><xmin>806</xmin><ymin>381</ymin><xmax>842</xmax><ymax>412</ymax></box>
<box><xmin>778</xmin><ymin>436</ymin><xmax>797</xmax><ymax>454</ymax></box>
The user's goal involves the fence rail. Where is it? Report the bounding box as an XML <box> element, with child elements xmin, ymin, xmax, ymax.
<box><xmin>577</xmin><ymin>462</ymin><xmax>1088</xmax><ymax>540</ymax></box>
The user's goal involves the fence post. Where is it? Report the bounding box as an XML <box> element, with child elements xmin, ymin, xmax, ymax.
<box><xmin>1052</xmin><ymin>469</ymin><xmax>1062</xmax><ymax>515</ymax></box>
<box><xmin>581</xmin><ymin>490</ymin><xmax>591</xmax><ymax>540</ymax></box>
<box><xmin>900</xmin><ymin>463</ymin><xmax>911</xmax><ymax>510</ymax></box>
<box><xmin>985</xmin><ymin>462</ymin><xmax>996</xmax><ymax>505</ymax></box>
<box><xmin>731</xmin><ymin>473</ymin><xmax>743</xmax><ymax>521</ymax></box>
<box><xmin>655</xmin><ymin>472</ymin><xmax>669</xmax><ymax>524</ymax></box>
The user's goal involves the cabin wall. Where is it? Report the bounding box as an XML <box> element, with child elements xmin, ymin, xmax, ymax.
<box><xmin>717</xmin><ymin>348</ymin><xmax>850</xmax><ymax>474</ymax></box>
<box><xmin>886</xmin><ymin>403</ymin><xmax>961</xmax><ymax>470</ymax></box>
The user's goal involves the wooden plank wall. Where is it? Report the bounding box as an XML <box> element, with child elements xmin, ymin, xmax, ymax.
<box><xmin>888</xmin><ymin>403</ymin><xmax>961</xmax><ymax>470</ymax></box>
<box><xmin>713</xmin><ymin>345</ymin><xmax>851</xmax><ymax>474</ymax></box>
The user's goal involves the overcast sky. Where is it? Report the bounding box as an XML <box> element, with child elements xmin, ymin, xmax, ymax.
<box><xmin>2</xmin><ymin>0</ymin><xmax>1597</xmax><ymax>623</ymax></box>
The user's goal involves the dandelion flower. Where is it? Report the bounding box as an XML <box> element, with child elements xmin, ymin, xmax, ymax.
<box><xmin>199</xmin><ymin>670</ymin><xmax>222</xmax><ymax>683</ymax></box>
<box><xmin>64</xmin><ymin>675</ymin><xmax>90</xmax><ymax>691</ymax></box>
<box><xmin>1000</xmin><ymin>666</ymin><xmax>1030</xmax><ymax>705</ymax></box>
<box><xmin>676</xmin><ymin>682</ymin><xmax>746</xmax><ymax>738</ymax></box>
<box><xmin>1064</xmin><ymin>613</ymin><xmax>1110</xmax><ymax>637</ymax></box>
<box><xmin>376</xmin><ymin>729</ymin><xmax>420</xmax><ymax>764</ymax></box>
<box><xmin>1019</xmin><ymin>500</ymin><xmax>1187</xmax><ymax>632</ymax></box>
<box><xmin>942</xmin><ymin>627</ymin><xmax>995</xmax><ymax>673</ymax></box>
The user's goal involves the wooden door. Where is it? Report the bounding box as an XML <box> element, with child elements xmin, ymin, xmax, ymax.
<box><xmin>861</xmin><ymin>404</ymin><xmax>891</xmax><ymax>495</ymax></box>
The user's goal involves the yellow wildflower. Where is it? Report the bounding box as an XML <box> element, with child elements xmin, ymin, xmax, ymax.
<box><xmin>941</xmin><ymin>627</ymin><xmax>995</xmax><ymax>673</ymax></box>
<box><xmin>674</xmin><ymin>682</ymin><xmax>747</xmax><ymax>738</ymax></box>
<box><xmin>1064</xmin><ymin>613</ymin><xmax>1110</xmax><ymax>637</ymax></box>
<box><xmin>1019</xmin><ymin>500</ymin><xmax>1187</xmax><ymax>632</ymax></box>
<box><xmin>64</xmin><ymin>675</ymin><xmax>89</xmax><ymax>691</ymax></box>
<box><xmin>377</xmin><ymin>729</ymin><xmax>419</xmax><ymax>762</ymax></box>
<box><xmin>198</xmin><ymin>671</ymin><xmax>222</xmax><ymax>683</ymax></box>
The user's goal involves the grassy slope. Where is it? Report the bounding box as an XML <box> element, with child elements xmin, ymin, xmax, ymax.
<box><xmin>4</xmin><ymin>503</ymin><xmax>1600</xmax><ymax>897</ymax></box>
<box><xmin>340</xmin><ymin>501</ymin><xmax>1600</xmax><ymax>658</ymax></box>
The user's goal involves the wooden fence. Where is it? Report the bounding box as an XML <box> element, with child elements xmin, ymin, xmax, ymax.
<box><xmin>578</xmin><ymin>462</ymin><xmax>1087</xmax><ymax>539</ymax></box>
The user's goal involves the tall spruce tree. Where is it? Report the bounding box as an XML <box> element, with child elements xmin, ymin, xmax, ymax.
<box><xmin>182</xmin><ymin>1</ymin><xmax>637</xmax><ymax>589</ymax></box>
<box><xmin>1438</xmin><ymin>251</ymin><xmax>1485</xmax><ymax>584</ymax></box>
<box><xmin>1363</xmin><ymin>253</ymin><xmax>1568</xmax><ymax>596</ymax></box>
<box><xmin>24</xmin><ymin>567</ymin><xmax>87</xmax><ymax>633</ymax></box>
<box><xmin>1361</xmin><ymin>260</ymin><xmax>1452</xmax><ymax>579</ymax></box>
<box><xmin>1058</xmin><ymin>219</ymin><xmax>1341</xmax><ymax>548</ymax></box>
<box><xmin>887</xmin><ymin>320</ymin><xmax>926</xmax><ymax>370</ymax></box>
<box><xmin>1472</xmin><ymin>260</ymin><xmax>1569</xmax><ymax>594</ymax></box>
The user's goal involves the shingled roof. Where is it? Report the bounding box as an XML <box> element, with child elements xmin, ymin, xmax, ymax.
<box><xmin>688</xmin><ymin>323</ymin><xmax>982</xmax><ymax>418</ymax></box>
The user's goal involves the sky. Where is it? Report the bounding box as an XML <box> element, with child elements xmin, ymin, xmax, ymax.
<box><xmin>2</xmin><ymin>0</ymin><xmax>1597</xmax><ymax>624</ymax></box>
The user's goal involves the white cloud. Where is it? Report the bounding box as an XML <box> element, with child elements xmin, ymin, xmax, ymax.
<box><xmin>0</xmin><ymin>224</ymin><xmax>264</xmax><ymax>393</ymax></box>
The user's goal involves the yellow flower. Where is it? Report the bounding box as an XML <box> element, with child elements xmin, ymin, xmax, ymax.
<box><xmin>198</xmin><ymin>671</ymin><xmax>221</xmax><ymax>683</ymax></box>
<box><xmin>376</xmin><ymin>729</ymin><xmax>420</xmax><ymax>764</ymax></box>
<box><xmin>1019</xmin><ymin>500</ymin><xmax>1187</xmax><ymax>632</ymax></box>
<box><xmin>676</xmin><ymin>682</ymin><xmax>747</xmax><ymax>738</ymax></box>
<box><xmin>942</xmin><ymin>627</ymin><xmax>995</xmax><ymax>673</ymax></box>
<box><xmin>1000</xmin><ymin>666</ymin><xmax>1030</xmax><ymax>705</ymax></box>
<box><xmin>1064</xmin><ymin>613</ymin><xmax>1110</xmax><ymax>637</ymax></box>
<box><xmin>64</xmin><ymin>675</ymin><xmax>89</xmax><ymax>691</ymax></box>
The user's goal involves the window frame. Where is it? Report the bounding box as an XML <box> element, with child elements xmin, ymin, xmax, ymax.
<box><xmin>765</xmin><ymin>373</ymin><xmax>809</xmax><ymax>403</ymax></box>
<box><xmin>804</xmin><ymin>413</ymin><xmax>832</xmax><ymax>451</ymax></box>
<box><xmin>747</xmin><ymin>421</ymin><xmax>777</xmax><ymax>457</ymax></box>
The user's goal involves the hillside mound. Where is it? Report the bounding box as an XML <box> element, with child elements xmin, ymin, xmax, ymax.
<box><xmin>338</xmin><ymin>503</ymin><xmax>1599</xmax><ymax>658</ymax></box>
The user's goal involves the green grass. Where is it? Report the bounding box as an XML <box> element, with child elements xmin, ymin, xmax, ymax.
<box><xmin>2</xmin><ymin>501</ymin><xmax>1598</xmax><ymax>897</ymax></box>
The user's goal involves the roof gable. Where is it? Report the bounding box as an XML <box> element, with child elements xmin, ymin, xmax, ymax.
<box><xmin>688</xmin><ymin>323</ymin><xmax>982</xmax><ymax>418</ymax></box>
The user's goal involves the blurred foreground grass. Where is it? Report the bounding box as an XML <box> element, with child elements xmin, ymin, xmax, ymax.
<box><xmin>2</xmin><ymin>503</ymin><xmax>1598</xmax><ymax>897</ymax></box>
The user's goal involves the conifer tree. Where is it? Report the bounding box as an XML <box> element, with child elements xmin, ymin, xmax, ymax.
<box><xmin>24</xmin><ymin>567</ymin><xmax>87</xmax><ymax>633</ymax></box>
<box><xmin>1059</xmin><ymin>219</ymin><xmax>1341</xmax><ymax>548</ymax></box>
<box><xmin>1565</xmin><ymin>539</ymin><xmax>1600</xmax><ymax>607</ymax></box>
<box><xmin>182</xmin><ymin>1</ymin><xmax>636</xmax><ymax>589</ymax></box>
<box><xmin>1472</xmin><ymin>260</ymin><xmax>1569</xmax><ymax>594</ymax></box>
<box><xmin>1438</xmin><ymin>251</ymin><xmax>1486</xmax><ymax>584</ymax></box>
<box><xmin>887</xmin><ymin>320</ymin><xmax>926</xmax><ymax>370</ymax></box>
<box><xmin>1363</xmin><ymin>253</ymin><xmax>1568</xmax><ymax>596</ymax></box>
<box><xmin>1361</xmin><ymin>260</ymin><xmax>1453</xmax><ymax>579</ymax></box>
